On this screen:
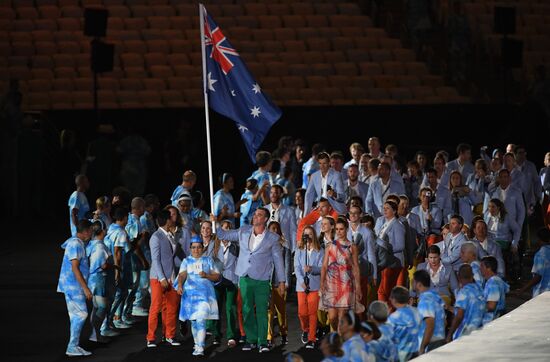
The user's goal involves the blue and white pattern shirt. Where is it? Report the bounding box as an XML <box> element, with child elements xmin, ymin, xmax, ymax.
<box><xmin>453</xmin><ymin>282</ymin><xmax>485</xmax><ymax>339</ymax></box>
<box><xmin>532</xmin><ymin>245</ymin><xmax>550</xmax><ymax>297</ymax></box>
<box><xmin>342</xmin><ymin>334</ymin><xmax>374</xmax><ymax>362</ymax></box>
<box><xmin>68</xmin><ymin>191</ymin><xmax>89</xmax><ymax>236</ymax></box>
<box><xmin>417</xmin><ymin>289</ymin><xmax>446</xmax><ymax>344</ymax></box>
<box><xmin>86</xmin><ymin>239</ymin><xmax>113</xmax><ymax>296</ymax></box>
<box><xmin>376</xmin><ymin>323</ymin><xmax>398</xmax><ymax>362</ymax></box>
<box><xmin>213</xmin><ymin>189</ymin><xmax>235</xmax><ymax>224</ymax></box>
<box><xmin>57</xmin><ymin>237</ymin><xmax>89</xmax><ymax>296</ymax></box>
<box><xmin>483</xmin><ymin>275</ymin><xmax>509</xmax><ymax>324</ymax></box>
<box><xmin>387</xmin><ymin>306</ymin><xmax>422</xmax><ymax>354</ymax></box>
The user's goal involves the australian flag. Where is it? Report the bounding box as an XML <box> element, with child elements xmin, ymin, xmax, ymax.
<box><xmin>201</xmin><ymin>4</ymin><xmax>282</xmax><ymax>163</ymax></box>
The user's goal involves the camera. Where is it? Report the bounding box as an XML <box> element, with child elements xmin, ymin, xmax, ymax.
<box><xmin>302</xmin><ymin>234</ymin><xmax>310</xmax><ymax>243</ymax></box>
<box><xmin>425</xmin><ymin>191</ymin><xmax>432</xmax><ymax>198</ymax></box>
<box><xmin>326</xmin><ymin>184</ymin><xmax>333</xmax><ymax>192</ymax></box>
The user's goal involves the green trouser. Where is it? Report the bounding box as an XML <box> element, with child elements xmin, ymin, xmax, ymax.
<box><xmin>239</xmin><ymin>276</ymin><xmax>271</xmax><ymax>346</ymax></box>
<box><xmin>207</xmin><ymin>280</ymin><xmax>238</xmax><ymax>339</ymax></box>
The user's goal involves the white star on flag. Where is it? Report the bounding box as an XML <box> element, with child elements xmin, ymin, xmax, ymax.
<box><xmin>231</xmin><ymin>90</ymin><xmax>236</xmax><ymax>97</ymax></box>
<box><xmin>208</xmin><ymin>72</ymin><xmax>217</xmax><ymax>91</ymax></box>
<box><xmin>252</xmin><ymin>83</ymin><xmax>261</xmax><ymax>94</ymax></box>
<box><xmin>238</xmin><ymin>124</ymin><xmax>248</xmax><ymax>132</ymax></box>
<box><xmin>250</xmin><ymin>106</ymin><xmax>261</xmax><ymax>118</ymax></box>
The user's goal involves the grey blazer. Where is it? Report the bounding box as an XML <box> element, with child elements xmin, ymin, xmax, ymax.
<box><xmin>216</xmin><ymin>225</ymin><xmax>285</xmax><ymax>283</ymax></box>
<box><xmin>416</xmin><ymin>261</ymin><xmax>458</xmax><ymax>298</ymax></box>
<box><xmin>304</xmin><ymin>168</ymin><xmax>345</xmax><ymax>214</ymax></box>
<box><xmin>149</xmin><ymin>228</ymin><xmax>185</xmax><ymax>282</ymax></box>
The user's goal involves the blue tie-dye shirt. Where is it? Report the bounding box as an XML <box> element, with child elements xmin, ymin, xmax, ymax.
<box><xmin>86</xmin><ymin>238</ymin><xmax>113</xmax><ymax>296</ymax></box>
<box><xmin>57</xmin><ymin>237</ymin><xmax>89</xmax><ymax>296</ymax></box>
<box><xmin>342</xmin><ymin>334</ymin><xmax>374</xmax><ymax>362</ymax></box>
<box><xmin>387</xmin><ymin>305</ymin><xmax>422</xmax><ymax>354</ymax></box>
<box><xmin>68</xmin><ymin>191</ymin><xmax>89</xmax><ymax>236</ymax></box>
<box><xmin>375</xmin><ymin>323</ymin><xmax>398</xmax><ymax>362</ymax></box>
<box><xmin>417</xmin><ymin>289</ymin><xmax>446</xmax><ymax>345</ymax></box>
<box><xmin>470</xmin><ymin>261</ymin><xmax>484</xmax><ymax>288</ymax></box>
<box><xmin>482</xmin><ymin>275</ymin><xmax>509</xmax><ymax>324</ymax></box>
<box><xmin>453</xmin><ymin>282</ymin><xmax>485</xmax><ymax>339</ymax></box>
<box><xmin>532</xmin><ymin>245</ymin><xmax>550</xmax><ymax>297</ymax></box>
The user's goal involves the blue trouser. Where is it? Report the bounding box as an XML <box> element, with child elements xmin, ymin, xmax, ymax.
<box><xmin>191</xmin><ymin>319</ymin><xmax>207</xmax><ymax>349</ymax></box>
<box><xmin>90</xmin><ymin>295</ymin><xmax>109</xmax><ymax>340</ymax></box>
<box><xmin>123</xmin><ymin>270</ymin><xmax>141</xmax><ymax>318</ymax></box>
<box><xmin>64</xmin><ymin>293</ymin><xmax>88</xmax><ymax>350</ymax></box>
<box><xmin>133</xmin><ymin>269</ymin><xmax>150</xmax><ymax>309</ymax></box>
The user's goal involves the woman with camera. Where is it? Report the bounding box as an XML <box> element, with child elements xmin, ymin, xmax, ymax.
<box><xmin>294</xmin><ymin>225</ymin><xmax>324</xmax><ymax>348</ymax></box>
<box><xmin>444</xmin><ymin>170</ymin><xmax>475</xmax><ymax>227</ymax></box>
<box><xmin>411</xmin><ymin>187</ymin><xmax>443</xmax><ymax>248</ymax></box>
<box><xmin>320</xmin><ymin>218</ymin><xmax>362</xmax><ymax>332</ymax></box>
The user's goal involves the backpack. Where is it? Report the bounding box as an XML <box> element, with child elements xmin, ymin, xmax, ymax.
<box><xmin>375</xmin><ymin>235</ymin><xmax>401</xmax><ymax>270</ymax></box>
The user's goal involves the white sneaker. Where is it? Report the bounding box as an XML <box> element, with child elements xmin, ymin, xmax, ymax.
<box><xmin>66</xmin><ymin>347</ymin><xmax>83</xmax><ymax>357</ymax></box>
<box><xmin>113</xmin><ymin>319</ymin><xmax>132</xmax><ymax>329</ymax></box>
<box><xmin>101</xmin><ymin>328</ymin><xmax>120</xmax><ymax>337</ymax></box>
<box><xmin>77</xmin><ymin>346</ymin><xmax>92</xmax><ymax>356</ymax></box>
<box><xmin>165</xmin><ymin>338</ymin><xmax>181</xmax><ymax>346</ymax></box>
<box><xmin>192</xmin><ymin>347</ymin><xmax>204</xmax><ymax>356</ymax></box>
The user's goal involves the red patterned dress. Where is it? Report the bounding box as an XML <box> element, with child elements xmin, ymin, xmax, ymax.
<box><xmin>322</xmin><ymin>239</ymin><xmax>355</xmax><ymax>308</ymax></box>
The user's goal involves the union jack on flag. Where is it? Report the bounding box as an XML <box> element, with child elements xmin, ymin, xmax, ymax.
<box><xmin>200</xmin><ymin>4</ymin><xmax>282</xmax><ymax>163</ymax></box>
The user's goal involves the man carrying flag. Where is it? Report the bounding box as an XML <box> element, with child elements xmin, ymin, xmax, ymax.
<box><xmin>199</xmin><ymin>4</ymin><xmax>284</xmax><ymax>354</ymax></box>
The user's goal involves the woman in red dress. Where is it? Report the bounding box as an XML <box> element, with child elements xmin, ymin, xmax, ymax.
<box><xmin>320</xmin><ymin>217</ymin><xmax>362</xmax><ymax>331</ymax></box>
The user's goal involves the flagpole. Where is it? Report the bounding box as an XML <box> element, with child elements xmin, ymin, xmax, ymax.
<box><xmin>199</xmin><ymin>3</ymin><xmax>216</xmax><ymax>222</ymax></box>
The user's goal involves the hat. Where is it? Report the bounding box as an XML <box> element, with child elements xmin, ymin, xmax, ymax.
<box><xmin>190</xmin><ymin>235</ymin><xmax>202</xmax><ymax>245</ymax></box>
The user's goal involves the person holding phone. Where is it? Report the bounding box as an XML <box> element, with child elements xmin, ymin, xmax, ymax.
<box><xmin>294</xmin><ymin>226</ymin><xmax>324</xmax><ymax>348</ymax></box>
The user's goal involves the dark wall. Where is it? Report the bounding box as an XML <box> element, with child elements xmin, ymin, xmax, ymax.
<box><xmin>10</xmin><ymin>103</ymin><xmax>549</xmax><ymax>218</ymax></box>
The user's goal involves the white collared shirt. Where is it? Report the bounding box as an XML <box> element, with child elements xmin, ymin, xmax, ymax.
<box><xmin>159</xmin><ymin>226</ymin><xmax>176</xmax><ymax>253</ymax></box>
<box><xmin>321</xmin><ymin>172</ymin><xmax>328</xmax><ymax>197</ymax></box>
<box><xmin>249</xmin><ymin>230</ymin><xmax>266</xmax><ymax>252</ymax></box>
<box><xmin>380</xmin><ymin>178</ymin><xmax>390</xmax><ymax>196</ymax></box>
<box><xmin>429</xmin><ymin>263</ymin><xmax>444</xmax><ymax>285</ymax></box>
<box><xmin>480</xmin><ymin>238</ymin><xmax>489</xmax><ymax>251</ymax></box>
<box><xmin>270</xmin><ymin>204</ymin><xmax>280</xmax><ymax>223</ymax></box>
<box><xmin>497</xmin><ymin>186</ymin><xmax>509</xmax><ymax>202</ymax></box>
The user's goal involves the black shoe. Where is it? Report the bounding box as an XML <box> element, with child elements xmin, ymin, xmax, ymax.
<box><xmin>301</xmin><ymin>332</ymin><xmax>308</xmax><ymax>344</ymax></box>
<box><xmin>281</xmin><ymin>335</ymin><xmax>288</xmax><ymax>345</ymax></box>
<box><xmin>242</xmin><ymin>343</ymin><xmax>256</xmax><ymax>351</ymax></box>
<box><xmin>305</xmin><ymin>341</ymin><xmax>315</xmax><ymax>349</ymax></box>
<box><xmin>238</xmin><ymin>335</ymin><xmax>246</xmax><ymax>344</ymax></box>
<box><xmin>147</xmin><ymin>340</ymin><xmax>157</xmax><ymax>348</ymax></box>
<box><xmin>212</xmin><ymin>337</ymin><xmax>221</xmax><ymax>345</ymax></box>
<box><xmin>258</xmin><ymin>344</ymin><xmax>270</xmax><ymax>353</ymax></box>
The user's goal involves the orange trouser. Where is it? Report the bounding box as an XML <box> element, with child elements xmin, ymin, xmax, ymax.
<box><xmin>377</xmin><ymin>267</ymin><xmax>402</xmax><ymax>302</ymax></box>
<box><xmin>147</xmin><ymin>279</ymin><xmax>180</xmax><ymax>341</ymax></box>
<box><xmin>237</xmin><ymin>288</ymin><xmax>245</xmax><ymax>337</ymax></box>
<box><xmin>297</xmin><ymin>291</ymin><xmax>319</xmax><ymax>342</ymax></box>
<box><xmin>397</xmin><ymin>267</ymin><xmax>409</xmax><ymax>288</ymax></box>
<box><xmin>427</xmin><ymin>234</ymin><xmax>441</xmax><ymax>248</ymax></box>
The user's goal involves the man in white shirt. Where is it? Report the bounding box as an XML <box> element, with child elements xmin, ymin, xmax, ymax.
<box><xmin>345</xmin><ymin>164</ymin><xmax>369</xmax><ymax>206</ymax></box>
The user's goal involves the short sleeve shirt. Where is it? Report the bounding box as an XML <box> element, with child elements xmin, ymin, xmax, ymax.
<box><xmin>532</xmin><ymin>245</ymin><xmax>550</xmax><ymax>297</ymax></box>
<box><xmin>387</xmin><ymin>305</ymin><xmax>422</xmax><ymax>354</ymax></box>
<box><xmin>57</xmin><ymin>237</ymin><xmax>89</xmax><ymax>296</ymax></box>
<box><xmin>418</xmin><ymin>289</ymin><xmax>446</xmax><ymax>343</ymax></box>
<box><xmin>68</xmin><ymin>191</ymin><xmax>90</xmax><ymax>236</ymax></box>
<box><xmin>482</xmin><ymin>275</ymin><xmax>510</xmax><ymax>324</ymax></box>
<box><xmin>453</xmin><ymin>282</ymin><xmax>485</xmax><ymax>339</ymax></box>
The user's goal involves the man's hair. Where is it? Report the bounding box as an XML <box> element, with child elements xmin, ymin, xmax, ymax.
<box><xmin>271</xmin><ymin>184</ymin><xmax>284</xmax><ymax>194</ymax></box>
<box><xmin>317</xmin><ymin>151</ymin><xmax>330</xmax><ymax>161</ymax></box>
<box><xmin>360</xmin><ymin>213</ymin><xmax>374</xmax><ymax>225</ymax></box>
<box><xmin>458</xmin><ymin>263</ymin><xmax>474</xmax><ymax>281</ymax></box>
<box><xmin>481</xmin><ymin>256</ymin><xmax>498</xmax><ymax>274</ymax></box>
<box><xmin>425</xmin><ymin>167</ymin><xmax>437</xmax><ymax>176</ymax></box>
<box><xmin>131</xmin><ymin>197</ymin><xmax>145</xmax><ymax>210</ymax></box>
<box><xmin>390</xmin><ymin>286</ymin><xmax>409</xmax><ymax>304</ymax></box>
<box><xmin>256</xmin><ymin>207</ymin><xmax>269</xmax><ymax>218</ymax></box>
<box><xmin>414</xmin><ymin>269</ymin><xmax>431</xmax><ymax>288</ymax></box>
<box><xmin>349</xmin><ymin>142</ymin><xmax>364</xmax><ymax>152</ymax></box>
<box><xmin>456</xmin><ymin>143</ymin><xmax>472</xmax><ymax>155</ymax></box>
<box><xmin>319</xmin><ymin>197</ymin><xmax>330</xmax><ymax>205</ymax></box>
<box><xmin>461</xmin><ymin>242</ymin><xmax>477</xmax><ymax>256</ymax></box>
<box><xmin>90</xmin><ymin>220</ymin><xmax>105</xmax><ymax>237</ymax></box>
<box><xmin>156</xmin><ymin>209</ymin><xmax>171</xmax><ymax>228</ymax></box>
<box><xmin>368</xmin><ymin>301</ymin><xmax>389</xmax><ymax>322</ymax></box>
<box><xmin>368</xmin><ymin>158</ymin><xmax>381</xmax><ymax>169</ymax></box>
<box><xmin>246</xmin><ymin>178</ymin><xmax>258</xmax><ymax>191</ymax></box>
<box><xmin>76</xmin><ymin>219</ymin><xmax>92</xmax><ymax>234</ymax></box>
<box><xmin>378</xmin><ymin>162</ymin><xmax>391</xmax><ymax>171</ymax></box>
<box><xmin>256</xmin><ymin>151</ymin><xmax>272</xmax><ymax>167</ymax></box>
<box><xmin>347</xmin><ymin>163</ymin><xmax>359</xmax><ymax>170</ymax></box>
<box><xmin>450</xmin><ymin>214</ymin><xmax>464</xmax><ymax>225</ymax></box>
<box><xmin>498</xmin><ymin>168</ymin><xmax>510</xmax><ymax>177</ymax></box>
<box><xmin>113</xmin><ymin>207</ymin><xmax>129</xmax><ymax>222</ymax></box>
<box><xmin>311</xmin><ymin>143</ymin><xmax>325</xmax><ymax>156</ymax></box>
<box><xmin>75</xmin><ymin>174</ymin><xmax>87</xmax><ymax>186</ymax></box>
<box><xmin>428</xmin><ymin>244</ymin><xmax>441</xmax><ymax>255</ymax></box>
<box><xmin>349</xmin><ymin>195</ymin><xmax>363</xmax><ymax>207</ymax></box>
<box><xmin>182</xmin><ymin>170</ymin><xmax>197</xmax><ymax>182</ymax></box>
<box><xmin>330</xmin><ymin>151</ymin><xmax>344</xmax><ymax>161</ymax></box>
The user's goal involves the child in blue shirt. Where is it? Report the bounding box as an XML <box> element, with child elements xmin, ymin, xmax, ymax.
<box><xmin>480</xmin><ymin>256</ymin><xmax>509</xmax><ymax>325</ymax></box>
<box><xmin>388</xmin><ymin>286</ymin><xmax>422</xmax><ymax>362</ymax></box>
<box><xmin>57</xmin><ymin>219</ymin><xmax>93</xmax><ymax>357</ymax></box>
<box><xmin>446</xmin><ymin>264</ymin><xmax>485</xmax><ymax>341</ymax></box>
